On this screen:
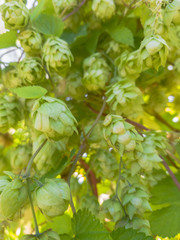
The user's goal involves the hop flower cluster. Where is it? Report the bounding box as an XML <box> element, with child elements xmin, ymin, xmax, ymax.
<box><xmin>92</xmin><ymin>0</ymin><xmax>116</xmax><ymax>21</ymax></box>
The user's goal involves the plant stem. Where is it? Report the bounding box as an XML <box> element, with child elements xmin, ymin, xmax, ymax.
<box><xmin>25</xmin><ymin>139</ymin><xmax>47</xmax><ymax>177</ymax></box>
<box><xmin>26</xmin><ymin>178</ymin><xmax>40</xmax><ymax>236</ymax></box>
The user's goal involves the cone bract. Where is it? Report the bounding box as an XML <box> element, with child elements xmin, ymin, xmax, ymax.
<box><xmin>32</xmin><ymin>96</ymin><xmax>77</xmax><ymax>140</ymax></box>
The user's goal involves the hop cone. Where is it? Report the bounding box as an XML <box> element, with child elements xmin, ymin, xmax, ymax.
<box><xmin>102</xmin><ymin>40</ymin><xmax>129</xmax><ymax>59</ymax></box>
<box><xmin>65</xmin><ymin>71</ymin><xmax>86</xmax><ymax>100</ymax></box>
<box><xmin>9</xmin><ymin>144</ymin><xmax>31</xmax><ymax>172</ymax></box>
<box><xmin>82</xmin><ymin>53</ymin><xmax>111</xmax><ymax>91</ymax></box>
<box><xmin>80</xmin><ymin>194</ymin><xmax>99</xmax><ymax>215</ymax></box>
<box><xmin>116</xmin><ymin>50</ymin><xmax>142</xmax><ymax>80</ymax></box>
<box><xmin>20</xmin><ymin>230</ymin><xmax>60</xmax><ymax>240</ymax></box>
<box><xmin>52</xmin><ymin>0</ymin><xmax>77</xmax><ymax>14</ymax></box>
<box><xmin>92</xmin><ymin>0</ymin><xmax>116</xmax><ymax>21</ymax></box>
<box><xmin>106</xmin><ymin>77</ymin><xmax>143</xmax><ymax>117</ymax></box>
<box><xmin>18</xmin><ymin>29</ymin><xmax>42</xmax><ymax>55</ymax></box>
<box><xmin>0</xmin><ymin>93</ymin><xmax>23</xmax><ymax>133</ymax></box>
<box><xmin>1</xmin><ymin>1</ymin><xmax>29</xmax><ymax>30</ymax></box>
<box><xmin>32</xmin><ymin>96</ymin><xmax>77</xmax><ymax>140</ymax></box>
<box><xmin>33</xmin><ymin>133</ymin><xmax>66</xmax><ymax>175</ymax></box>
<box><xmin>42</xmin><ymin>37</ymin><xmax>73</xmax><ymax>76</ymax></box>
<box><xmin>18</xmin><ymin>57</ymin><xmax>46</xmax><ymax>85</ymax></box>
<box><xmin>90</xmin><ymin>149</ymin><xmax>118</xmax><ymax>180</ymax></box>
<box><xmin>121</xmin><ymin>183</ymin><xmax>151</xmax><ymax>220</ymax></box>
<box><xmin>100</xmin><ymin>198</ymin><xmax>124</xmax><ymax>222</ymax></box>
<box><xmin>0</xmin><ymin>179</ymin><xmax>27</xmax><ymax>220</ymax></box>
<box><xmin>35</xmin><ymin>178</ymin><xmax>70</xmax><ymax>217</ymax></box>
<box><xmin>2</xmin><ymin>66</ymin><xmax>22</xmax><ymax>88</ymax></box>
<box><xmin>139</xmin><ymin>35</ymin><xmax>169</xmax><ymax>71</ymax></box>
<box><xmin>126</xmin><ymin>139</ymin><xmax>162</xmax><ymax>176</ymax></box>
<box><xmin>103</xmin><ymin>114</ymin><xmax>143</xmax><ymax>155</ymax></box>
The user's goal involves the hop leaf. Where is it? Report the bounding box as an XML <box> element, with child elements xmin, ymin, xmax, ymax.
<box><xmin>42</xmin><ymin>37</ymin><xmax>74</xmax><ymax>76</ymax></box>
<box><xmin>20</xmin><ymin>230</ymin><xmax>60</xmax><ymax>240</ymax></box>
<box><xmin>35</xmin><ymin>178</ymin><xmax>70</xmax><ymax>217</ymax></box>
<box><xmin>32</xmin><ymin>96</ymin><xmax>78</xmax><ymax>140</ymax></box>
<box><xmin>1</xmin><ymin>1</ymin><xmax>29</xmax><ymax>30</ymax></box>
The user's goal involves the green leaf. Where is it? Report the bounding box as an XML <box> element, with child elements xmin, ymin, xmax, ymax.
<box><xmin>62</xmin><ymin>25</ymin><xmax>88</xmax><ymax>45</ymax></box>
<box><xmin>0</xmin><ymin>31</ymin><xmax>17</xmax><ymax>49</ymax></box>
<box><xmin>30</xmin><ymin>0</ymin><xmax>55</xmax><ymax>20</ymax></box>
<box><xmin>175</xmin><ymin>141</ymin><xmax>180</xmax><ymax>158</ymax></box>
<box><xmin>32</xmin><ymin>13</ymin><xmax>64</xmax><ymax>36</ymax></box>
<box><xmin>85</xmin><ymin>30</ymin><xmax>101</xmax><ymax>54</ymax></box>
<box><xmin>72</xmin><ymin>209</ymin><xmax>112</xmax><ymax>240</ymax></box>
<box><xmin>106</xmin><ymin>25</ymin><xmax>134</xmax><ymax>47</ymax></box>
<box><xmin>149</xmin><ymin>172</ymin><xmax>180</xmax><ymax>237</ymax></box>
<box><xmin>11</xmin><ymin>86</ymin><xmax>47</xmax><ymax>99</ymax></box>
<box><xmin>111</xmin><ymin>228</ymin><xmax>153</xmax><ymax>240</ymax></box>
<box><xmin>149</xmin><ymin>204</ymin><xmax>180</xmax><ymax>238</ymax></box>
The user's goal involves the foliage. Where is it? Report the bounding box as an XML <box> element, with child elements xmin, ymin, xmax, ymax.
<box><xmin>0</xmin><ymin>0</ymin><xmax>180</xmax><ymax>239</ymax></box>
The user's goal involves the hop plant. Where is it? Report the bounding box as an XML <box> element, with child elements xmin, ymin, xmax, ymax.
<box><xmin>0</xmin><ymin>179</ymin><xmax>27</xmax><ymax>220</ymax></box>
<box><xmin>33</xmin><ymin>133</ymin><xmax>66</xmax><ymax>175</ymax></box>
<box><xmin>18</xmin><ymin>57</ymin><xmax>46</xmax><ymax>85</ymax></box>
<box><xmin>100</xmin><ymin>198</ymin><xmax>124</xmax><ymax>222</ymax></box>
<box><xmin>90</xmin><ymin>149</ymin><xmax>119</xmax><ymax>180</ymax></box>
<box><xmin>9</xmin><ymin>144</ymin><xmax>31</xmax><ymax>172</ymax></box>
<box><xmin>32</xmin><ymin>96</ymin><xmax>77</xmax><ymax>140</ymax></box>
<box><xmin>106</xmin><ymin>77</ymin><xmax>144</xmax><ymax>117</ymax></box>
<box><xmin>18</xmin><ymin>29</ymin><xmax>42</xmax><ymax>55</ymax></box>
<box><xmin>2</xmin><ymin>66</ymin><xmax>22</xmax><ymax>88</ymax></box>
<box><xmin>52</xmin><ymin>0</ymin><xmax>77</xmax><ymax>14</ymax></box>
<box><xmin>121</xmin><ymin>183</ymin><xmax>151</xmax><ymax>220</ymax></box>
<box><xmin>1</xmin><ymin>1</ymin><xmax>29</xmax><ymax>30</ymax></box>
<box><xmin>65</xmin><ymin>71</ymin><xmax>86</xmax><ymax>100</ymax></box>
<box><xmin>92</xmin><ymin>0</ymin><xmax>116</xmax><ymax>21</ymax></box>
<box><xmin>147</xmin><ymin>89</ymin><xmax>167</xmax><ymax>113</ymax></box>
<box><xmin>103</xmin><ymin>115</ymin><xmax>143</xmax><ymax>154</ymax></box>
<box><xmin>80</xmin><ymin>194</ymin><xmax>99</xmax><ymax>215</ymax></box>
<box><xmin>42</xmin><ymin>37</ymin><xmax>73</xmax><ymax>76</ymax></box>
<box><xmin>82</xmin><ymin>53</ymin><xmax>111</xmax><ymax>91</ymax></box>
<box><xmin>20</xmin><ymin>230</ymin><xmax>60</xmax><ymax>240</ymax></box>
<box><xmin>0</xmin><ymin>175</ymin><xmax>11</xmax><ymax>193</ymax></box>
<box><xmin>139</xmin><ymin>35</ymin><xmax>169</xmax><ymax>71</ymax></box>
<box><xmin>116</xmin><ymin>50</ymin><xmax>142</xmax><ymax>80</ymax></box>
<box><xmin>0</xmin><ymin>93</ymin><xmax>23</xmax><ymax>133</ymax></box>
<box><xmin>34</xmin><ymin>178</ymin><xmax>70</xmax><ymax>217</ymax></box>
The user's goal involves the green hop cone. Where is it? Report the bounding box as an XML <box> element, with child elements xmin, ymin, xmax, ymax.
<box><xmin>2</xmin><ymin>66</ymin><xmax>22</xmax><ymax>88</ymax></box>
<box><xmin>9</xmin><ymin>144</ymin><xmax>31</xmax><ymax>172</ymax></box>
<box><xmin>139</xmin><ymin>35</ymin><xmax>169</xmax><ymax>71</ymax></box>
<box><xmin>18</xmin><ymin>29</ymin><xmax>42</xmax><ymax>55</ymax></box>
<box><xmin>116</xmin><ymin>50</ymin><xmax>142</xmax><ymax>80</ymax></box>
<box><xmin>0</xmin><ymin>178</ymin><xmax>27</xmax><ymax>220</ymax></box>
<box><xmin>33</xmin><ymin>133</ymin><xmax>66</xmax><ymax>175</ymax></box>
<box><xmin>18</xmin><ymin>57</ymin><xmax>46</xmax><ymax>85</ymax></box>
<box><xmin>80</xmin><ymin>194</ymin><xmax>99</xmax><ymax>215</ymax></box>
<box><xmin>32</xmin><ymin>96</ymin><xmax>78</xmax><ymax>140</ymax></box>
<box><xmin>103</xmin><ymin>114</ymin><xmax>143</xmax><ymax>155</ymax></box>
<box><xmin>143</xmin><ymin>17</ymin><xmax>165</xmax><ymax>37</ymax></box>
<box><xmin>82</xmin><ymin>53</ymin><xmax>111</xmax><ymax>91</ymax></box>
<box><xmin>121</xmin><ymin>183</ymin><xmax>151</xmax><ymax>220</ymax></box>
<box><xmin>35</xmin><ymin>178</ymin><xmax>70</xmax><ymax>217</ymax></box>
<box><xmin>20</xmin><ymin>230</ymin><xmax>60</xmax><ymax>240</ymax></box>
<box><xmin>106</xmin><ymin>77</ymin><xmax>144</xmax><ymax>118</ymax></box>
<box><xmin>52</xmin><ymin>0</ymin><xmax>77</xmax><ymax>14</ymax></box>
<box><xmin>42</xmin><ymin>37</ymin><xmax>73</xmax><ymax>76</ymax></box>
<box><xmin>65</xmin><ymin>71</ymin><xmax>86</xmax><ymax>100</ymax></box>
<box><xmin>92</xmin><ymin>0</ymin><xmax>116</xmax><ymax>21</ymax></box>
<box><xmin>1</xmin><ymin>1</ymin><xmax>29</xmax><ymax>30</ymax></box>
<box><xmin>164</xmin><ymin>0</ymin><xmax>180</xmax><ymax>26</ymax></box>
<box><xmin>100</xmin><ymin>198</ymin><xmax>124</xmax><ymax>222</ymax></box>
<box><xmin>0</xmin><ymin>93</ymin><xmax>23</xmax><ymax>133</ymax></box>
<box><xmin>90</xmin><ymin>149</ymin><xmax>118</xmax><ymax>180</ymax></box>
